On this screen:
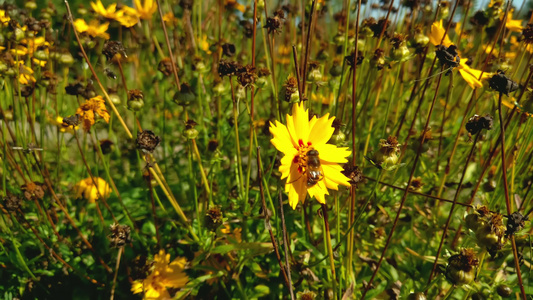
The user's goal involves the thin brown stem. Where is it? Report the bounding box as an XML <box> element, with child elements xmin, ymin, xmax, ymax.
<box><xmin>361</xmin><ymin>66</ymin><xmax>444</xmax><ymax>299</ymax></box>
<box><xmin>498</xmin><ymin>93</ymin><xmax>527</xmax><ymax>300</ymax></box>
<box><xmin>428</xmin><ymin>132</ymin><xmax>481</xmax><ymax>283</ymax></box>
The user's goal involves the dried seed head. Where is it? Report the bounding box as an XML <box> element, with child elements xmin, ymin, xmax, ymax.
<box><xmin>24</xmin><ymin>17</ymin><xmax>41</xmax><ymax>32</ymax></box>
<box><xmin>65</xmin><ymin>82</ymin><xmax>85</xmax><ymax>96</ymax></box>
<box><xmin>390</xmin><ymin>33</ymin><xmax>407</xmax><ymax>49</ymax></box>
<box><xmin>102</xmin><ymin>40</ymin><xmax>127</xmax><ymax>61</ymax></box>
<box><xmin>522</xmin><ymin>24</ymin><xmax>533</xmax><ymax>44</ymax></box>
<box><xmin>447</xmin><ymin>248</ymin><xmax>478</xmax><ymax>272</ymax></box>
<box><xmin>22</xmin><ymin>182</ymin><xmax>45</xmax><ymax>200</ymax></box>
<box><xmin>505</xmin><ymin>211</ymin><xmax>528</xmax><ymax>236</ymax></box>
<box><xmin>218</xmin><ymin>59</ymin><xmax>241</xmax><ymax>77</ymax></box>
<box><xmin>157</xmin><ymin>58</ymin><xmax>176</xmax><ymax>76</ymax></box>
<box><xmin>435</xmin><ymin>44</ymin><xmax>460</xmax><ymax>69</ymax></box>
<box><xmin>237</xmin><ymin>64</ymin><xmax>256</xmax><ymax>87</ymax></box>
<box><xmin>465</xmin><ymin>114</ymin><xmax>493</xmax><ymax>135</ymax></box>
<box><xmin>489</xmin><ymin>70</ymin><xmax>519</xmax><ymax>96</ymax></box>
<box><xmin>222</xmin><ymin>43</ymin><xmax>236</xmax><ymax>57</ymax></box>
<box><xmin>109</xmin><ymin>223</ymin><xmax>131</xmax><ymax>247</ymax></box>
<box><xmin>98</xmin><ymin>139</ymin><xmax>114</xmax><ymax>155</ymax></box>
<box><xmin>179</xmin><ymin>0</ymin><xmax>193</xmax><ymax>9</ymax></box>
<box><xmin>408</xmin><ymin>177</ymin><xmax>424</xmax><ymax>192</ymax></box>
<box><xmin>470</xmin><ymin>10</ymin><xmax>489</xmax><ymax>27</ymax></box>
<box><xmin>207</xmin><ymin>139</ymin><xmax>219</xmax><ymax>152</ymax></box>
<box><xmin>3</xmin><ymin>194</ymin><xmax>22</xmax><ymax>212</ymax></box>
<box><xmin>205</xmin><ymin>206</ymin><xmax>223</xmax><ymax>231</ymax></box>
<box><xmin>239</xmin><ymin>20</ymin><xmax>254</xmax><ymax>38</ymax></box>
<box><xmin>345</xmin><ymin>51</ymin><xmax>364</xmax><ymax>68</ymax></box>
<box><xmin>136</xmin><ymin>130</ymin><xmax>161</xmax><ymax>153</ymax></box>
<box><xmin>264</xmin><ymin>11</ymin><xmax>285</xmax><ymax>34</ymax></box>
<box><xmin>342</xmin><ymin>164</ymin><xmax>364</xmax><ymax>187</ymax></box>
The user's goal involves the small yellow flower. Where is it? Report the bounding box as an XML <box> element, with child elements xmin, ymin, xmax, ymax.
<box><xmin>73</xmin><ymin>19</ymin><xmax>110</xmax><ymax>39</ymax></box>
<box><xmin>134</xmin><ymin>0</ymin><xmax>157</xmax><ymax>20</ymax></box>
<box><xmin>225</xmin><ymin>0</ymin><xmax>246</xmax><ymax>13</ymax></box>
<box><xmin>131</xmin><ymin>250</ymin><xmax>189</xmax><ymax>300</ymax></box>
<box><xmin>269</xmin><ymin>101</ymin><xmax>350</xmax><ymax>209</ymax></box>
<box><xmin>90</xmin><ymin>0</ymin><xmax>120</xmax><ymax>19</ymax></box>
<box><xmin>162</xmin><ymin>11</ymin><xmax>178</xmax><ymax>26</ymax></box>
<box><xmin>116</xmin><ymin>6</ymin><xmax>140</xmax><ymax>27</ymax></box>
<box><xmin>74</xmin><ymin>177</ymin><xmax>112</xmax><ymax>203</ymax></box>
<box><xmin>0</xmin><ymin>10</ymin><xmax>10</xmax><ymax>26</ymax></box>
<box><xmin>429</xmin><ymin>20</ymin><xmax>453</xmax><ymax>47</ymax></box>
<box><xmin>457</xmin><ymin>61</ymin><xmax>492</xmax><ymax>89</ymax></box>
<box><xmin>504</xmin><ymin>10</ymin><xmax>523</xmax><ymax>33</ymax></box>
<box><xmin>16</xmin><ymin>62</ymin><xmax>36</xmax><ymax>85</ymax></box>
<box><xmin>76</xmin><ymin>95</ymin><xmax>110</xmax><ymax>131</ymax></box>
<box><xmin>199</xmin><ymin>34</ymin><xmax>211</xmax><ymax>54</ymax></box>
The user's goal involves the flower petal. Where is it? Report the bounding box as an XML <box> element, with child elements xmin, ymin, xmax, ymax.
<box><xmin>291</xmin><ymin>101</ymin><xmax>309</xmax><ymax>144</ymax></box>
<box><xmin>314</xmin><ymin>143</ymin><xmax>350</xmax><ymax>164</ymax></box>
<box><xmin>270</xmin><ymin>121</ymin><xmax>297</xmax><ymax>152</ymax></box>
<box><xmin>308</xmin><ymin>113</ymin><xmax>335</xmax><ymax>146</ymax></box>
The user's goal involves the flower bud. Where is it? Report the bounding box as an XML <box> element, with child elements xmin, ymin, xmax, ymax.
<box><xmin>173</xmin><ymin>83</ymin><xmax>196</xmax><ymax>106</ymax></box>
<box><xmin>127</xmin><ymin>89</ymin><xmax>145</xmax><ymax>111</ymax></box>
<box><xmin>8</xmin><ymin>27</ymin><xmax>25</xmax><ymax>42</ymax></box>
<box><xmin>213</xmin><ymin>81</ymin><xmax>227</xmax><ymax>96</ymax></box>
<box><xmin>235</xmin><ymin>84</ymin><xmax>246</xmax><ymax>102</ymax></box>
<box><xmin>59</xmin><ymin>53</ymin><xmax>74</xmax><ymax>65</ymax></box>
<box><xmin>413</xmin><ymin>33</ymin><xmax>429</xmax><ymax>47</ymax></box>
<box><xmin>34</xmin><ymin>50</ymin><xmax>49</xmax><ymax>61</ymax></box>
<box><xmin>183</xmin><ymin>120</ymin><xmax>199</xmax><ymax>139</ymax></box>
<box><xmin>496</xmin><ymin>284</ymin><xmax>512</xmax><ymax>297</ymax></box>
<box><xmin>25</xmin><ymin>1</ymin><xmax>37</xmax><ymax>10</ymax></box>
<box><xmin>307</xmin><ymin>68</ymin><xmax>322</xmax><ymax>83</ymax></box>
<box><xmin>109</xmin><ymin>93</ymin><xmax>121</xmax><ymax>105</ymax></box>
<box><xmin>391</xmin><ymin>44</ymin><xmax>411</xmax><ymax>62</ymax></box>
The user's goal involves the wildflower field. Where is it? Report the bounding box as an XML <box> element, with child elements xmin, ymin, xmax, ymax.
<box><xmin>1</xmin><ymin>0</ymin><xmax>533</xmax><ymax>298</ymax></box>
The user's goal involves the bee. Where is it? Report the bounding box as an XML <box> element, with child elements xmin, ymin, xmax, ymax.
<box><xmin>305</xmin><ymin>150</ymin><xmax>324</xmax><ymax>187</ymax></box>
<box><xmin>104</xmin><ymin>68</ymin><xmax>117</xmax><ymax>80</ymax></box>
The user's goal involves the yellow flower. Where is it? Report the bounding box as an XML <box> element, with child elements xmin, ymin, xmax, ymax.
<box><xmin>457</xmin><ymin>60</ymin><xmax>492</xmax><ymax>89</ymax></box>
<box><xmin>199</xmin><ymin>34</ymin><xmax>211</xmax><ymax>54</ymax></box>
<box><xmin>162</xmin><ymin>11</ymin><xmax>178</xmax><ymax>26</ymax></box>
<box><xmin>269</xmin><ymin>101</ymin><xmax>350</xmax><ymax>209</ymax></box>
<box><xmin>76</xmin><ymin>95</ymin><xmax>110</xmax><ymax>131</ymax></box>
<box><xmin>429</xmin><ymin>20</ymin><xmax>453</xmax><ymax>47</ymax></box>
<box><xmin>16</xmin><ymin>62</ymin><xmax>36</xmax><ymax>85</ymax></box>
<box><xmin>73</xmin><ymin>19</ymin><xmax>110</xmax><ymax>39</ymax></box>
<box><xmin>504</xmin><ymin>10</ymin><xmax>523</xmax><ymax>32</ymax></box>
<box><xmin>131</xmin><ymin>250</ymin><xmax>189</xmax><ymax>300</ymax></box>
<box><xmin>134</xmin><ymin>0</ymin><xmax>157</xmax><ymax>20</ymax></box>
<box><xmin>116</xmin><ymin>6</ymin><xmax>140</xmax><ymax>27</ymax></box>
<box><xmin>74</xmin><ymin>177</ymin><xmax>112</xmax><ymax>203</ymax></box>
<box><xmin>225</xmin><ymin>0</ymin><xmax>246</xmax><ymax>13</ymax></box>
<box><xmin>90</xmin><ymin>0</ymin><xmax>120</xmax><ymax>19</ymax></box>
<box><xmin>0</xmin><ymin>10</ymin><xmax>10</xmax><ymax>26</ymax></box>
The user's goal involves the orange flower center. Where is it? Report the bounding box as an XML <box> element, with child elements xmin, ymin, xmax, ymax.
<box><xmin>293</xmin><ymin>139</ymin><xmax>313</xmax><ymax>174</ymax></box>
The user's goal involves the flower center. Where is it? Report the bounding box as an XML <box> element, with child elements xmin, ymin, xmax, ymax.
<box><xmin>293</xmin><ymin>139</ymin><xmax>313</xmax><ymax>174</ymax></box>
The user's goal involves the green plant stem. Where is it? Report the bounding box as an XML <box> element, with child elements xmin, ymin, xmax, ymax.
<box><xmin>322</xmin><ymin>204</ymin><xmax>337</xmax><ymax>299</ymax></box>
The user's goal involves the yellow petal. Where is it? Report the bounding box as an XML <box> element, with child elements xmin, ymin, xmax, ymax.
<box><xmin>429</xmin><ymin>20</ymin><xmax>452</xmax><ymax>47</ymax></box>
<box><xmin>313</xmin><ymin>144</ymin><xmax>350</xmax><ymax>164</ymax></box>
<box><xmin>269</xmin><ymin>120</ymin><xmax>296</xmax><ymax>152</ymax></box>
<box><xmin>291</xmin><ymin>101</ymin><xmax>309</xmax><ymax>144</ymax></box>
<box><xmin>308</xmin><ymin>113</ymin><xmax>335</xmax><ymax>146</ymax></box>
